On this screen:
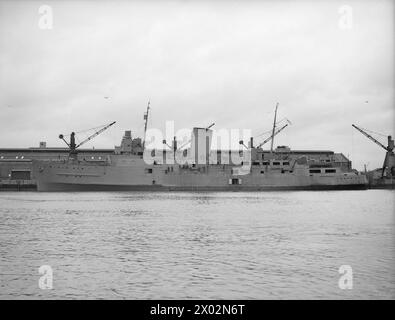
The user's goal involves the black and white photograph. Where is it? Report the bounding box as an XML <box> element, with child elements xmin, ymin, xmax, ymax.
<box><xmin>0</xmin><ymin>0</ymin><xmax>394</xmax><ymax>307</ymax></box>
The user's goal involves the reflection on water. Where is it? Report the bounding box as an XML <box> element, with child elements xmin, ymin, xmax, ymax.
<box><xmin>0</xmin><ymin>190</ymin><xmax>394</xmax><ymax>299</ymax></box>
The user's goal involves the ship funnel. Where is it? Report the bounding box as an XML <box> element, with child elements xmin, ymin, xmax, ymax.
<box><xmin>190</xmin><ymin>127</ymin><xmax>213</xmax><ymax>165</ymax></box>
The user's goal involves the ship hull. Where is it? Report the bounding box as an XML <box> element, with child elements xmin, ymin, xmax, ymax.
<box><xmin>368</xmin><ymin>180</ymin><xmax>395</xmax><ymax>189</ymax></box>
<box><xmin>33</xmin><ymin>157</ymin><xmax>368</xmax><ymax>192</ymax></box>
<box><xmin>35</xmin><ymin>180</ymin><xmax>368</xmax><ymax>192</ymax></box>
<box><xmin>38</xmin><ymin>183</ymin><xmax>367</xmax><ymax>192</ymax></box>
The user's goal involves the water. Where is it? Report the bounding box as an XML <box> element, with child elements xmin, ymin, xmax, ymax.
<box><xmin>0</xmin><ymin>190</ymin><xmax>394</xmax><ymax>299</ymax></box>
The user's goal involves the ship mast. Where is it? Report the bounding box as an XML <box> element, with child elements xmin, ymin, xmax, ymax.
<box><xmin>270</xmin><ymin>102</ymin><xmax>279</xmax><ymax>153</ymax></box>
<box><xmin>142</xmin><ymin>100</ymin><xmax>150</xmax><ymax>150</ymax></box>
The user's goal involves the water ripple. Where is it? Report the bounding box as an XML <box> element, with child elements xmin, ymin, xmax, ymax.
<box><xmin>0</xmin><ymin>190</ymin><xmax>394</xmax><ymax>299</ymax></box>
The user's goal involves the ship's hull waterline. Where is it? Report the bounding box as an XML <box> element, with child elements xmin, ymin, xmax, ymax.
<box><xmin>35</xmin><ymin>182</ymin><xmax>368</xmax><ymax>192</ymax></box>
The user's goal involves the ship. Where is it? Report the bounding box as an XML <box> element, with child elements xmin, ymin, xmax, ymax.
<box><xmin>32</xmin><ymin>104</ymin><xmax>368</xmax><ymax>191</ymax></box>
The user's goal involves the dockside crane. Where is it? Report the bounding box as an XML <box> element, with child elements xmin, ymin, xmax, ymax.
<box><xmin>352</xmin><ymin>124</ymin><xmax>394</xmax><ymax>178</ymax></box>
<box><xmin>59</xmin><ymin>121</ymin><xmax>116</xmax><ymax>156</ymax></box>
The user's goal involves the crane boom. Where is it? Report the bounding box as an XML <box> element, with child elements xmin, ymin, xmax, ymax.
<box><xmin>75</xmin><ymin>121</ymin><xmax>116</xmax><ymax>148</ymax></box>
<box><xmin>258</xmin><ymin>124</ymin><xmax>288</xmax><ymax>149</ymax></box>
<box><xmin>352</xmin><ymin>124</ymin><xmax>388</xmax><ymax>151</ymax></box>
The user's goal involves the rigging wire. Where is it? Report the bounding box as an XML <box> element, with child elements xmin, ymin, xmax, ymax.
<box><xmin>254</xmin><ymin>118</ymin><xmax>291</xmax><ymax>139</ymax></box>
<box><xmin>254</xmin><ymin>129</ymin><xmax>273</xmax><ymax>138</ymax></box>
<box><xmin>61</xmin><ymin>123</ymin><xmax>110</xmax><ymax>137</ymax></box>
<box><xmin>75</xmin><ymin>123</ymin><xmax>109</xmax><ymax>134</ymax></box>
<box><xmin>359</xmin><ymin>127</ymin><xmax>387</xmax><ymax>138</ymax></box>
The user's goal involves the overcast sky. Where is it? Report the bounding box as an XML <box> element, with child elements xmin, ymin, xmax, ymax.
<box><xmin>0</xmin><ymin>0</ymin><xmax>393</xmax><ymax>170</ymax></box>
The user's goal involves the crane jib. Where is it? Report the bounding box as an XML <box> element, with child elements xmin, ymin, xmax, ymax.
<box><xmin>59</xmin><ymin>121</ymin><xmax>116</xmax><ymax>151</ymax></box>
<box><xmin>352</xmin><ymin>124</ymin><xmax>388</xmax><ymax>151</ymax></box>
<box><xmin>76</xmin><ymin>121</ymin><xmax>116</xmax><ymax>148</ymax></box>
